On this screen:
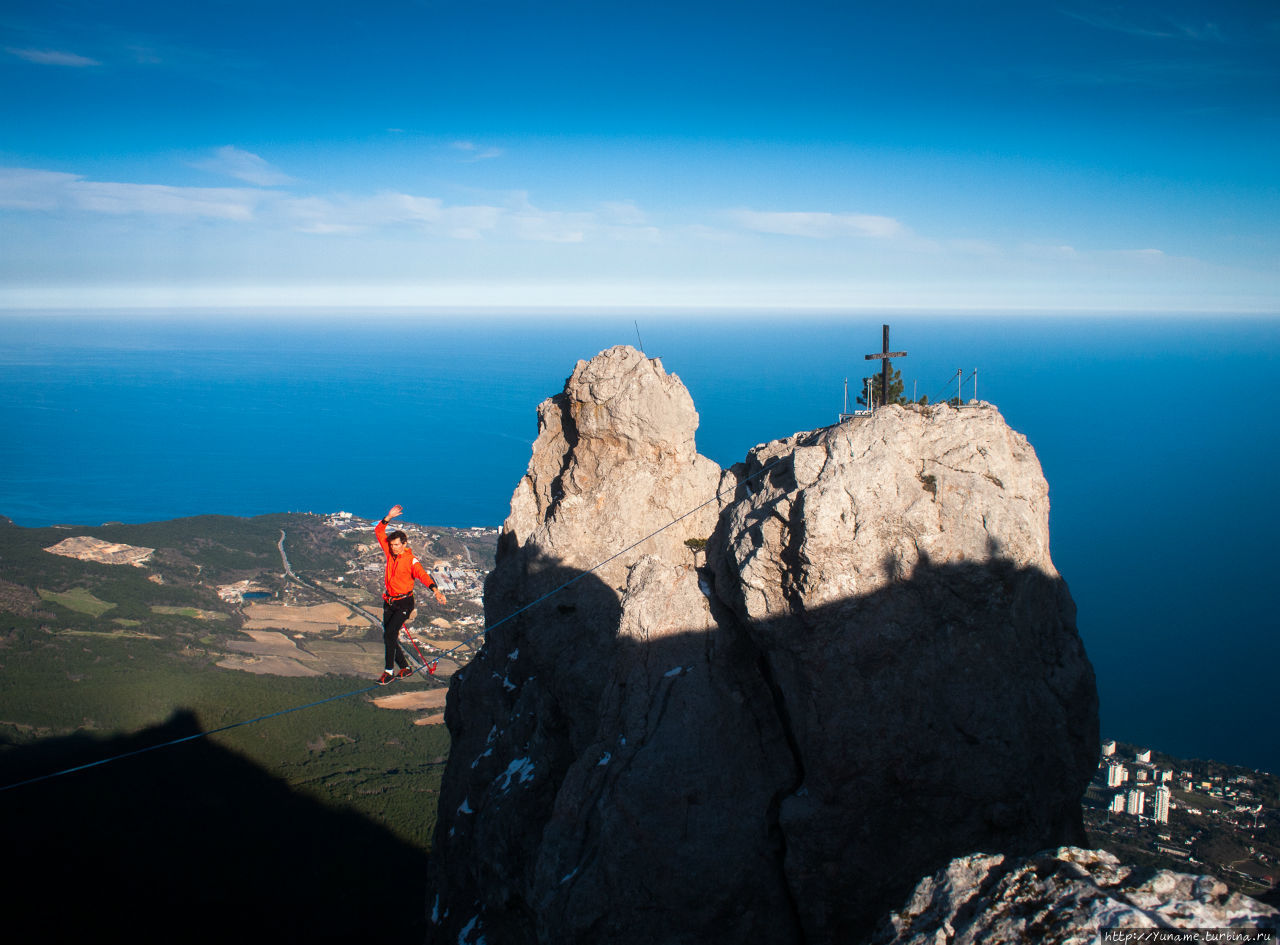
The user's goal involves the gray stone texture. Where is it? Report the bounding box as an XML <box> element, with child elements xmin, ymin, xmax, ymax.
<box><xmin>871</xmin><ymin>846</ymin><xmax>1279</xmax><ymax>944</ymax></box>
<box><xmin>428</xmin><ymin>346</ymin><xmax>1101</xmax><ymax>944</ymax></box>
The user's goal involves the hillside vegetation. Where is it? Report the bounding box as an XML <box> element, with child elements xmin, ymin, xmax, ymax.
<box><xmin>0</xmin><ymin>511</ymin><xmax>470</xmax><ymax>941</ymax></box>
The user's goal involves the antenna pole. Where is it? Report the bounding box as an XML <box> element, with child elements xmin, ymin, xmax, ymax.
<box><xmin>634</xmin><ymin>320</ymin><xmax>644</xmax><ymax>353</ymax></box>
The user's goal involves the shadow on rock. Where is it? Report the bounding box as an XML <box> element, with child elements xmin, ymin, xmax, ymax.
<box><xmin>428</xmin><ymin>545</ymin><xmax>1097</xmax><ymax>945</ymax></box>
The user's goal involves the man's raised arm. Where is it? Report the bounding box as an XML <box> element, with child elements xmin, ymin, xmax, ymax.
<box><xmin>375</xmin><ymin>504</ymin><xmax>403</xmax><ymax>554</ymax></box>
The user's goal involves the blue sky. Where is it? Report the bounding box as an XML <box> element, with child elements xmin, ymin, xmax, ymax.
<box><xmin>2</xmin><ymin>0</ymin><xmax>1277</xmax><ymax>311</ymax></box>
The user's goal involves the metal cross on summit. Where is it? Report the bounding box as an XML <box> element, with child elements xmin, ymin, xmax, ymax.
<box><xmin>864</xmin><ymin>324</ymin><xmax>907</xmax><ymax>408</ymax></box>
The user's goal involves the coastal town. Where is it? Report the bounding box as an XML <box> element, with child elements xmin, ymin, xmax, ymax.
<box><xmin>205</xmin><ymin>512</ymin><xmax>499</xmax><ymax>685</ymax></box>
<box><xmin>322</xmin><ymin>511</ymin><xmax>496</xmax><ymax>661</ymax></box>
<box><xmin>1084</xmin><ymin>739</ymin><xmax>1280</xmax><ymax>906</ymax></box>
<box><xmin>298</xmin><ymin>513</ymin><xmax>493</xmax><ymax>659</ymax></box>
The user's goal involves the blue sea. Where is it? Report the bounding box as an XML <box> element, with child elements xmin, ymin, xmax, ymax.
<box><xmin>2</xmin><ymin>311</ymin><xmax>1277</xmax><ymax>774</ymax></box>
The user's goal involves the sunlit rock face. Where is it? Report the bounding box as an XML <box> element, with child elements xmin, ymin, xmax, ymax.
<box><xmin>710</xmin><ymin>405</ymin><xmax>1096</xmax><ymax>940</ymax></box>
<box><xmin>502</xmin><ymin>344</ymin><xmax>723</xmax><ymax>594</ymax></box>
<box><xmin>871</xmin><ymin>846</ymin><xmax>1280</xmax><ymax>945</ymax></box>
<box><xmin>427</xmin><ymin>347</ymin><xmax>1099</xmax><ymax>945</ymax></box>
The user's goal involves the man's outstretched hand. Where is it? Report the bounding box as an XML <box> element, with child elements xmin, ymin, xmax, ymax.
<box><xmin>385</xmin><ymin>504</ymin><xmax>403</xmax><ymax>521</ymax></box>
<box><xmin>434</xmin><ymin>587</ymin><xmax>447</xmax><ymax>606</ymax></box>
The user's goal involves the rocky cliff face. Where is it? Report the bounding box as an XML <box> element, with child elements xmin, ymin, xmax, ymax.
<box><xmin>872</xmin><ymin>846</ymin><xmax>1279</xmax><ymax>944</ymax></box>
<box><xmin>428</xmin><ymin>346</ymin><xmax>1100</xmax><ymax>944</ymax></box>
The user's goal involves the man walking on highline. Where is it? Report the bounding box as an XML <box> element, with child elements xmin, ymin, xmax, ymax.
<box><xmin>375</xmin><ymin>504</ymin><xmax>447</xmax><ymax>685</ymax></box>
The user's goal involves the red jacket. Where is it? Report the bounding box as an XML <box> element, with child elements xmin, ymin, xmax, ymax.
<box><xmin>376</xmin><ymin>520</ymin><xmax>438</xmax><ymax>601</ymax></box>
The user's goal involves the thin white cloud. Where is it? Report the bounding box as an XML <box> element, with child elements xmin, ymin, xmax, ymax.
<box><xmin>69</xmin><ymin>181</ymin><xmax>263</xmax><ymax>220</ymax></box>
<box><xmin>1018</xmin><ymin>243</ymin><xmax>1174</xmax><ymax>266</ymax></box>
<box><xmin>292</xmin><ymin>219</ymin><xmax>364</xmax><ymax>236</ymax></box>
<box><xmin>509</xmin><ymin>213</ymin><xmax>586</xmax><ymax>243</ymax></box>
<box><xmin>725</xmin><ymin>206</ymin><xmax>1187</xmax><ymax>276</ymax></box>
<box><xmin>0</xmin><ymin>166</ymin><xmax>262</xmax><ymax>219</ymax></box>
<box><xmin>0</xmin><ymin>168</ymin><xmax>81</xmax><ymax>210</ymax></box>
<box><xmin>5</xmin><ymin>47</ymin><xmax>100</xmax><ymax>67</ymax></box>
<box><xmin>730</xmin><ymin>209</ymin><xmax>909</xmax><ymax>240</ymax></box>
<box><xmin>193</xmin><ymin>146</ymin><xmax>295</xmax><ymax>186</ymax></box>
<box><xmin>497</xmin><ymin>191</ymin><xmax>586</xmax><ymax>242</ymax></box>
<box><xmin>127</xmin><ymin>46</ymin><xmax>164</xmax><ymax>65</ymax></box>
<box><xmin>285</xmin><ymin>193</ymin><xmax>424</xmax><ymax>234</ymax></box>
<box><xmin>441</xmin><ymin>205</ymin><xmax>506</xmax><ymax>240</ymax></box>
<box><xmin>0</xmin><ymin>162</ymin><xmax>644</xmax><ymax>247</ymax></box>
<box><xmin>282</xmin><ymin>188</ymin><xmax>654</xmax><ymax>243</ymax></box>
<box><xmin>600</xmin><ymin>201</ymin><xmax>648</xmax><ymax>225</ymax></box>
<box><xmin>1175</xmin><ymin>22</ymin><xmax>1227</xmax><ymax>43</ymax></box>
<box><xmin>451</xmin><ymin>140</ymin><xmax>504</xmax><ymax>162</ymax></box>
<box><xmin>1058</xmin><ymin>5</ymin><xmax>1228</xmax><ymax>43</ymax></box>
<box><xmin>11</xmin><ymin>163</ymin><xmax>1188</xmax><ymax>281</ymax></box>
<box><xmin>283</xmin><ymin>191</ymin><xmax>504</xmax><ymax>239</ymax></box>
<box><xmin>1059</xmin><ymin>8</ymin><xmax>1178</xmax><ymax>40</ymax></box>
<box><xmin>1022</xmin><ymin>243</ymin><xmax>1080</xmax><ymax>259</ymax></box>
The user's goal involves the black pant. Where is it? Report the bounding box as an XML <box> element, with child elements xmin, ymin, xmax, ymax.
<box><xmin>382</xmin><ymin>595</ymin><xmax>414</xmax><ymax>670</ymax></box>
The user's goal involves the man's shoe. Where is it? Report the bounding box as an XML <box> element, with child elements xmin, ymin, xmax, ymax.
<box><xmin>377</xmin><ymin>671</ymin><xmax>394</xmax><ymax>686</ymax></box>
<box><xmin>394</xmin><ymin>666</ymin><xmax>414</xmax><ymax>680</ymax></box>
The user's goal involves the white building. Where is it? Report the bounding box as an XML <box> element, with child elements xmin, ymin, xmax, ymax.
<box><xmin>1154</xmin><ymin>785</ymin><xmax>1172</xmax><ymax>824</ymax></box>
<box><xmin>1135</xmin><ymin>749</ymin><xmax>1152</xmax><ymax>764</ymax></box>
<box><xmin>1127</xmin><ymin>789</ymin><xmax>1146</xmax><ymax>816</ymax></box>
<box><xmin>1159</xmin><ymin>769</ymin><xmax>1173</xmax><ymax>783</ymax></box>
<box><xmin>1102</xmin><ymin>740</ymin><xmax>1116</xmax><ymax>757</ymax></box>
<box><xmin>1110</xmin><ymin>794</ymin><xmax>1126</xmax><ymax>814</ymax></box>
<box><xmin>1106</xmin><ymin>763</ymin><xmax>1127</xmax><ymax>788</ymax></box>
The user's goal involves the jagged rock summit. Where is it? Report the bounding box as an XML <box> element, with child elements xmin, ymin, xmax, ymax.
<box><xmin>429</xmin><ymin>346</ymin><xmax>1099</xmax><ymax>944</ymax></box>
<box><xmin>503</xmin><ymin>344</ymin><xmax>722</xmax><ymax>593</ymax></box>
